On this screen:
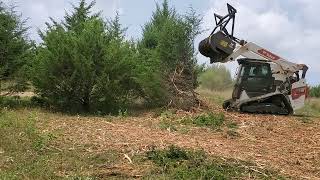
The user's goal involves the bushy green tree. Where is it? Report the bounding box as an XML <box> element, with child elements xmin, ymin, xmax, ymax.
<box><xmin>199</xmin><ymin>65</ymin><xmax>233</xmax><ymax>91</ymax></box>
<box><xmin>0</xmin><ymin>2</ymin><xmax>33</xmax><ymax>92</ymax></box>
<box><xmin>32</xmin><ymin>0</ymin><xmax>139</xmax><ymax>113</ymax></box>
<box><xmin>138</xmin><ymin>0</ymin><xmax>202</xmax><ymax>109</ymax></box>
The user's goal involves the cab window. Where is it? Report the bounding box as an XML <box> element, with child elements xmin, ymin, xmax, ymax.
<box><xmin>242</xmin><ymin>64</ymin><xmax>271</xmax><ymax>77</ymax></box>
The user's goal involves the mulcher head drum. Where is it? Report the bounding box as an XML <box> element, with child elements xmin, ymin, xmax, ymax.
<box><xmin>199</xmin><ymin>31</ymin><xmax>236</xmax><ymax>63</ymax></box>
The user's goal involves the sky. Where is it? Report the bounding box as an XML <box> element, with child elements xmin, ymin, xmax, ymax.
<box><xmin>2</xmin><ymin>0</ymin><xmax>320</xmax><ymax>85</ymax></box>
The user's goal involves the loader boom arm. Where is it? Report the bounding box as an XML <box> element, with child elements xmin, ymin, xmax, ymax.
<box><xmin>223</xmin><ymin>42</ymin><xmax>308</xmax><ymax>75</ymax></box>
<box><xmin>199</xmin><ymin>3</ymin><xmax>308</xmax><ymax>76</ymax></box>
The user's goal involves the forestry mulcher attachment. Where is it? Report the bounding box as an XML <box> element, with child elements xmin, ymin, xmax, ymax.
<box><xmin>199</xmin><ymin>4</ymin><xmax>309</xmax><ymax>115</ymax></box>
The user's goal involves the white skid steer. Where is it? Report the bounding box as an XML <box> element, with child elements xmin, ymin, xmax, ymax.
<box><xmin>199</xmin><ymin>4</ymin><xmax>309</xmax><ymax>115</ymax></box>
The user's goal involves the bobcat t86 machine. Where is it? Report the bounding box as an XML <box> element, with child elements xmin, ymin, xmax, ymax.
<box><xmin>199</xmin><ymin>4</ymin><xmax>309</xmax><ymax>115</ymax></box>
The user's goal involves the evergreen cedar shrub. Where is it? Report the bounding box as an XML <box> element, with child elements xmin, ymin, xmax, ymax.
<box><xmin>32</xmin><ymin>1</ymin><xmax>140</xmax><ymax>113</ymax></box>
<box><xmin>32</xmin><ymin>0</ymin><xmax>203</xmax><ymax>113</ymax></box>
<box><xmin>0</xmin><ymin>2</ymin><xmax>33</xmax><ymax>92</ymax></box>
<box><xmin>138</xmin><ymin>0</ymin><xmax>203</xmax><ymax>109</ymax></box>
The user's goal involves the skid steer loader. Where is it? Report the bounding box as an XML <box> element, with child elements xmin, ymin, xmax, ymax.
<box><xmin>199</xmin><ymin>4</ymin><xmax>309</xmax><ymax>115</ymax></box>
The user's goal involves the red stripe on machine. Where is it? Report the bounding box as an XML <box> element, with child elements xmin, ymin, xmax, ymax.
<box><xmin>258</xmin><ymin>49</ymin><xmax>280</xmax><ymax>61</ymax></box>
<box><xmin>292</xmin><ymin>87</ymin><xmax>307</xmax><ymax>100</ymax></box>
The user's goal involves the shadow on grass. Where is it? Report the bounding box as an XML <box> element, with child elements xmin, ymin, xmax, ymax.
<box><xmin>0</xmin><ymin>96</ymin><xmax>120</xmax><ymax>117</ymax></box>
<box><xmin>0</xmin><ymin>96</ymin><xmax>45</xmax><ymax>109</ymax></box>
<box><xmin>0</xmin><ymin>95</ymin><xmax>169</xmax><ymax>119</ymax></box>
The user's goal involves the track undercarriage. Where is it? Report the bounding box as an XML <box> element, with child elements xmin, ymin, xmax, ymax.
<box><xmin>223</xmin><ymin>95</ymin><xmax>294</xmax><ymax>115</ymax></box>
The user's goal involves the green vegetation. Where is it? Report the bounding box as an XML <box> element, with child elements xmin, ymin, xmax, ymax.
<box><xmin>0</xmin><ymin>96</ymin><xmax>33</xmax><ymax>109</ymax></box>
<box><xmin>0</xmin><ymin>109</ymin><xmax>126</xmax><ymax>179</ymax></box>
<box><xmin>0</xmin><ymin>108</ymin><xmax>282</xmax><ymax>179</ymax></box>
<box><xmin>146</xmin><ymin>146</ymin><xmax>285</xmax><ymax>179</ymax></box>
<box><xmin>0</xmin><ymin>96</ymin><xmax>48</xmax><ymax>109</ymax></box>
<box><xmin>138</xmin><ymin>0</ymin><xmax>202</xmax><ymax>109</ymax></box>
<box><xmin>0</xmin><ymin>2</ymin><xmax>33</xmax><ymax>93</ymax></box>
<box><xmin>32</xmin><ymin>1</ymin><xmax>140</xmax><ymax>114</ymax></box>
<box><xmin>199</xmin><ymin>65</ymin><xmax>234</xmax><ymax>91</ymax></box>
<box><xmin>158</xmin><ymin>111</ymin><xmax>242</xmax><ymax>138</ymax></box>
<box><xmin>27</xmin><ymin>0</ymin><xmax>202</xmax><ymax>114</ymax></box>
<box><xmin>181</xmin><ymin>112</ymin><xmax>225</xmax><ymax>129</ymax></box>
<box><xmin>0</xmin><ymin>0</ymin><xmax>319</xmax><ymax>179</ymax></box>
<box><xmin>158</xmin><ymin>110</ymin><xmax>179</xmax><ymax>131</ymax></box>
<box><xmin>0</xmin><ymin>110</ymin><xmax>56</xmax><ymax>179</ymax></box>
<box><xmin>310</xmin><ymin>85</ymin><xmax>320</xmax><ymax>98</ymax></box>
<box><xmin>158</xmin><ymin>111</ymin><xmax>226</xmax><ymax>132</ymax></box>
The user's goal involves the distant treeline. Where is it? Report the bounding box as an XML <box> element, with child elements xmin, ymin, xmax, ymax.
<box><xmin>0</xmin><ymin>0</ymin><xmax>204</xmax><ymax>113</ymax></box>
<box><xmin>199</xmin><ymin>65</ymin><xmax>234</xmax><ymax>91</ymax></box>
<box><xmin>310</xmin><ymin>85</ymin><xmax>320</xmax><ymax>98</ymax></box>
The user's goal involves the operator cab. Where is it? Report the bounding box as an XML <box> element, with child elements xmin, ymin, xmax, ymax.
<box><xmin>233</xmin><ymin>59</ymin><xmax>275</xmax><ymax>99</ymax></box>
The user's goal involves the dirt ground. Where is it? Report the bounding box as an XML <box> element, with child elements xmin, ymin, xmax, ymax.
<box><xmin>38</xmin><ymin>104</ymin><xmax>320</xmax><ymax>179</ymax></box>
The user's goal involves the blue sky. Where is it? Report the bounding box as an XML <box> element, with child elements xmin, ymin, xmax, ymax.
<box><xmin>2</xmin><ymin>0</ymin><xmax>320</xmax><ymax>85</ymax></box>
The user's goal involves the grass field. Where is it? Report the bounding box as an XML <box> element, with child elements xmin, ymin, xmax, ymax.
<box><xmin>0</xmin><ymin>91</ymin><xmax>319</xmax><ymax>179</ymax></box>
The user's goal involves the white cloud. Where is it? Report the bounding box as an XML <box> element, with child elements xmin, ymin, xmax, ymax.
<box><xmin>94</xmin><ymin>0</ymin><xmax>121</xmax><ymax>17</ymax></box>
<box><xmin>2</xmin><ymin>0</ymin><xmax>120</xmax><ymax>41</ymax></box>
<box><xmin>201</xmin><ymin>0</ymin><xmax>320</xmax><ymax>85</ymax></box>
